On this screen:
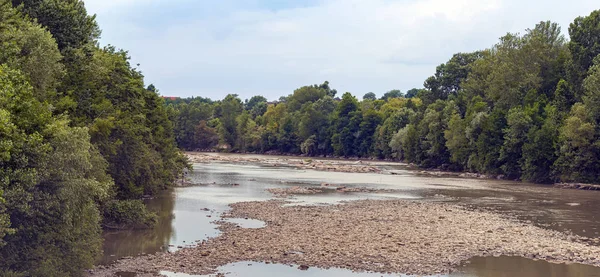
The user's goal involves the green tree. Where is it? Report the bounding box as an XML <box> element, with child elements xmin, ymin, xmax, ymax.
<box><xmin>499</xmin><ymin>107</ymin><xmax>532</xmax><ymax>178</ymax></box>
<box><xmin>286</xmin><ymin>84</ymin><xmax>327</xmax><ymax>112</ymax></box>
<box><xmin>217</xmin><ymin>94</ymin><xmax>243</xmax><ymax>148</ymax></box>
<box><xmin>423</xmin><ymin>52</ymin><xmax>483</xmax><ymax>104</ymax></box>
<box><xmin>0</xmin><ymin>1</ymin><xmax>63</xmax><ymax>99</ymax></box>
<box><xmin>380</xmin><ymin>89</ymin><xmax>403</xmax><ymax>100</ymax></box>
<box><xmin>297</xmin><ymin>96</ymin><xmax>335</xmax><ymax>155</ymax></box>
<box><xmin>521</xmin><ymin>105</ymin><xmax>560</xmax><ymax>183</ymax></box>
<box><xmin>444</xmin><ymin>111</ymin><xmax>469</xmax><ymax>168</ymax></box>
<box><xmin>415</xmin><ymin>100</ymin><xmax>453</xmax><ymax>168</ymax></box>
<box><xmin>245</xmin><ymin>95</ymin><xmax>267</xmax><ymax>111</ymax></box>
<box><xmin>405</xmin><ymin>88</ymin><xmax>421</xmax><ymax>98</ymax></box>
<box><xmin>357</xmin><ymin>108</ymin><xmax>382</xmax><ymax>157</ymax></box>
<box><xmin>568</xmin><ymin>10</ymin><xmax>600</xmax><ymax>94</ymax></box>
<box><xmin>375</xmin><ymin>108</ymin><xmax>414</xmax><ymax>158</ymax></box>
<box><xmin>12</xmin><ymin>0</ymin><xmax>100</xmax><ymax>51</ymax></box>
<box><xmin>363</xmin><ymin>92</ymin><xmax>377</xmax><ymax>100</ymax></box>
<box><xmin>194</xmin><ymin>120</ymin><xmax>219</xmax><ymax>150</ymax></box>
<box><xmin>553</xmin><ymin>79</ymin><xmax>575</xmax><ymax>114</ymax></box>
<box><xmin>332</xmin><ymin>93</ymin><xmax>361</xmax><ymax>157</ymax></box>
<box><xmin>555</xmin><ymin>103</ymin><xmax>599</xmax><ymax>182</ymax></box>
<box><xmin>0</xmin><ymin>65</ymin><xmax>111</xmax><ymax>276</ymax></box>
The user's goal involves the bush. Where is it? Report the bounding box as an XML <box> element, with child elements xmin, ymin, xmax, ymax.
<box><xmin>102</xmin><ymin>200</ymin><xmax>158</xmax><ymax>229</ymax></box>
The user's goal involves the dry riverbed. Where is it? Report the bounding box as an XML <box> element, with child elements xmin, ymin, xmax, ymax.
<box><xmin>267</xmin><ymin>184</ymin><xmax>399</xmax><ymax>197</ymax></box>
<box><xmin>89</xmin><ymin>199</ymin><xmax>600</xmax><ymax>277</ymax></box>
<box><xmin>187</xmin><ymin>152</ymin><xmax>383</xmax><ymax>173</ymax></box>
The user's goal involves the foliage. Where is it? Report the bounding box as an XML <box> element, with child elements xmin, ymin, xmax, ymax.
<box><xmin>12</xmin><ymin>0</ymin><xmax>100</xmax><ymax>51</ymax></box>
<box><xmin>380</xmin><ymin>89</ymin><xmax>403</xmax><ymax>100</ymax></box>
<box><xmin>0</xmin><ymin>65</ymin><xmax>110</xmax><ymax>276</ymax></box>
<box><xmin>167</xmin><ymin>11</ymin><xmax>600</xmax><ymax>186</ymax></box>
<box><xmin>363</xmin><ymin>92</ymin><xmax>377</xmax><ymax>100</ymax></box>
<box><xmin>102</xmin><ymin>200</ymin><xmax>158</xmax><ymax>229</ymax></box>
<box><xmin>0</xmin><ymin>1</ymin><xmax>187</xmax><ymax>275</ymax></box>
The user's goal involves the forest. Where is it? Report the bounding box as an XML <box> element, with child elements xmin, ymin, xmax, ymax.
<box><xmin>0</xmin><ymin>0</ymin><xmax>187</xmax><ymax>276</ymax></box>
<box><xmin>169</xmin><ymin>10</ymin><xmax>600</xmax><ymax>185</ymax></box>
<box><xmin>1</xmin><ymin>0</ymin><xmax>600</xmax><ymax>275</ymax></box>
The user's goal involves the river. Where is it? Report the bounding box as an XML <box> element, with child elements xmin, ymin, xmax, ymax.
<box><xmin>102</xmin><ymin>154</ymin><xmax>600</xmax><ymax>277</ymax></box>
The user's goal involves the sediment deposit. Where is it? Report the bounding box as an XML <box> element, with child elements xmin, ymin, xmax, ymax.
<box><xmin>89</xmin><ymin>200</ymin><xmax>600</xmax><ymax>277</ymax></box>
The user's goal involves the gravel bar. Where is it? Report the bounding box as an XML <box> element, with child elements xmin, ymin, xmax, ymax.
<box><xmin>89</xmin><ymin>199</ymin><xmax>600</xmax><ymax>276</ymax></box>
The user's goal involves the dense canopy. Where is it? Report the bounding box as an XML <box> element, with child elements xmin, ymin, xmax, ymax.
<box><xmin>1</xmin><ymin>0</ymin><xmax>600</xmax><ymax>275</ymax></box>
<box><xmin>170</xmin><ymin>12</ymin><xmax>600</xmax><ymax>186</ymax></box>
<box><xmin>0</xmin><ymin>1</ymin><xmax>187</xmax><ymax>276</ymax></box>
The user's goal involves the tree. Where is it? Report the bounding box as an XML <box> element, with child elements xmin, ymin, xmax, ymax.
<box><xmin>0</xmin><ymin>65</ymin><xmax>111</xmax><ymax>276</ymax></box>
<box><xmin>582</xmin><ymin>54</ymin><xmax>600</xmax><ymax>124</ymax></box>
<box><xmin>357</xmin><ymin>108</ymin><xmax>382</xmax><ymax>157</ymax></box>
<box><xmin>380</xmin><ymin>89</ymin><xmax>403</xmax><ymax>100</ymax></box>
<box><xmin>405</xmin><ymin>88</ymin><xmax>421</xmax><ymax>98</ymax></box>
<box><xmin>423</xmin><ymin>52</ymin><xmax>483</xmax><ymax>104</ymax></box>
<box><xmin>297</xmin><ymin>97</ymin><xmax>335</xmax><ymax>155</ymax></box>
<box><xmin>331</xmin><ymin>93</ymin><xmax>361</xmax><ymax>157</ymax></box>
<box><xmin>318</xmin><ymin>80</ymin><xmax>337</xmax><ymax>97</ymax></box>
<box><xmin>553</xmin><ymin>79</ymin><xmax>575</xmax><ymax>114</ymax></box>
<box><xmin>499</xmin><ymin>107</ymin><xmax>532</xmax><ymax>178</ymax></box>
<box><xmin>555</xmin><ymin>103</ymin><xmax>599</xmax><ymax>182</ymax></box>
<box><xmin>363</xmin><ymin>92</ymin><xmax>377</xmax><ymax>100</ymax></box>
<box><xmin>194</xmin><ymin>120</ymin><xmax>219</xmax><ymax>150</ymax></box>
<box><xmin>375</xmin><ymin>108</ymin><xmax>414</xmax><ymax>159</ymax></box>
<box><xmin>301</xmin><ymin>135</ymin><xmax>317</xmax><ymax>156</ymax></box>
<box><xmin>444</xmin><ymin>111</ymin><xmax>469</xmax><ymax>168</ymax></box>
<box><xmin>286</xmin><ymin>84</ymin><xmax>327</xmax><ymax>112</ymax></box>
<box><xmin>521</xmin><ymin>105</ymin><xmax>560</xmax><ymax>183</ymax></box>
<box><xmin>217</xmin><ymin>94</ymin><xmax>243</xmax><ymax>148</ymax></box>
<box><xmin>415</xmin><ymin>100</ymin><xmax>453</xmax><ymax>168</ymax></box>
<box><xmin>0</xmin><ymin>1</ymin><xmax>63</xmax><ymax>99</ymax></box>
<box><xmin>568</xmin><ymin>10</ymin><xmax>600</xmax><ymax>94</ymax></box>
<box><xmin>245</xmin><ymin>95</ymin><xmax>267</xmax><ymax>111</ymax></box>
<box><xmin>12</xmin><ymin>0</ymin><xmax>100</xmax><ymax>51</ymax></box>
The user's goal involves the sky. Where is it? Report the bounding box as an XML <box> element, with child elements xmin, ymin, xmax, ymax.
<box><xmin>84</xmin><ymin>0</ymin><xmax>599</xmax><ymax>101</ymax></box>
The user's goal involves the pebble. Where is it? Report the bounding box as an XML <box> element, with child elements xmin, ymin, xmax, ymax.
<box><xmin>89</xmin><ymin>200</ymin><xmax>600</xmax><ymax>277</ymax></box>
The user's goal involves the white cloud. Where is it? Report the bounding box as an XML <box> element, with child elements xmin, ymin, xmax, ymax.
<box><xmin>86</xmin><ymin>0</ymin><xmax>599</xmax><ymax>100</ymax></box>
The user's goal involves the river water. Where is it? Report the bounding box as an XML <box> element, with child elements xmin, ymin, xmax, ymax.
<box><xmin>103</xmin><ymin>154</ymin><xmax>600</xmax><ymax>277</ymax></box>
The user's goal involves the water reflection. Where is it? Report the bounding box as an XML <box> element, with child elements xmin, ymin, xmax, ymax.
<box><xmin>160</xmin><ymin>262</ymin><xmax>406</xmax><ymax>277</ymax></box>
<box><xmin>158</xmin><ymin>257</ymin><xmax>600</xmax><ymax>277</ymax></box>
<box><xmin>457</xmin><ymin>256</ymin><xmax>600</xmax><ymax>277</ymax></box>
<box><xmin>100</xmin><ymin>191</ymin><xmax>175</xmax><ymax>264</ymax></box>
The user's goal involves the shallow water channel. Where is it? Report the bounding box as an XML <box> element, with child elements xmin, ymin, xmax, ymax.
<box><xmin>103</xmin><ymin>154</ymin><xmax>600</xmax><ymax>277</ymax></box>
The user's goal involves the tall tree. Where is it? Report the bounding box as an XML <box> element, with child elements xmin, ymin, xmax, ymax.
<box><xmin>568</xmin><ymin>10</ymin><xmax>600</xmax><ymax>94</ymax></box>
<box><xmin>217</xmin><ymin>94</ymin><xmax>243</xmax><ymax>149</ymax></box>
<box><xmin>12</xmin><ymin>0</ymin><xmax>100</xmax><ymax>51</ymax></box>
<box><xmin>423</xmin><ymin>52</ymin><xmax>483</xmax><ymax>104</ymax></box>
<box><xmin>0</xmin><ymin>65</ymin><xmax>111</xmax><ymax>276</ymax></box>
<box><xmin>332</xmin><ymin>93</ymin><xmax>361</xmax><ymax>157</ymax></box>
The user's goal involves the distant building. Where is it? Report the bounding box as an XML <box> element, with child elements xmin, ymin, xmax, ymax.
<box><xmin>161</xmin><ymin>96</ymin><xmax>180</xmax><ymax>101</ymax></box>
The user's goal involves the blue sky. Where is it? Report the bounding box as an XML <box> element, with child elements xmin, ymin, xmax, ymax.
<box><xmin>84</xmin><ymin>0</ymin><xmax>599</xmax><ymax>101</ymax></box>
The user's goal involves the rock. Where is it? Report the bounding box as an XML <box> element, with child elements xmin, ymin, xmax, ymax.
<box><xmin>298</xmin><ymin>265</ymin><xmax>310</xmax><ymax>270</ymax></box>
<box><xmin>89</xmin><ymin>196</ymin><xmax>600</xmax><ymax>277</ymax></box>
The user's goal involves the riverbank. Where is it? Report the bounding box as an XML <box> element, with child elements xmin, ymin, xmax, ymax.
<box><xmin>186</xmin><ymin>152</ymin><xmax>385</xmax><ymax>173</ymax></box>
<box><xmin>186</xmin><ymin>152</ymin><xmax>600</xmax><ymax>190</ymax></box>
<box><xmin>89</xmin><ymin>199</ymin><xmax>600</xmax><ymax>277</ymax></box>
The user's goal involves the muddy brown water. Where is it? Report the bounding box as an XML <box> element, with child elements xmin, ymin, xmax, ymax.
<box><xmin>102</xmin><ymin>154</ymin><xmax>600</xmax><ymax>276</ymax></box>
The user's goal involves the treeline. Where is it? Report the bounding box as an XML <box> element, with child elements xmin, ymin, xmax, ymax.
<box><xmin>0</xmin><ymin>1</ymin><xmax>187</xmax><ymax>276</ymax></box>
<box><xmin>170</xmin><ymin>10</ymin><xmax>600</xmax><ymax>185</ymax></box>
